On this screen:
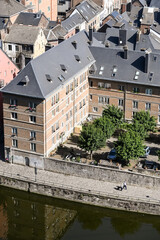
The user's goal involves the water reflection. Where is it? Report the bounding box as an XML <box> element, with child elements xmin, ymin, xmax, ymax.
<box><xmin>0</xmin><ymin>186</ymin><xmax>160</xmax><ymax>240</ymax></box>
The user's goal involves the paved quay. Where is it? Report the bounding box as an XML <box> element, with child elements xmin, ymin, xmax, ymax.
<box><xmin>0</xmin><ymin>161</ymin><xmax>160</xmax><ymax>204</ymax></box>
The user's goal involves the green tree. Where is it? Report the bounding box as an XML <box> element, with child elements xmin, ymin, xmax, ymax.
<box><xmin>93</xmin><ymin>117</ymin><xmax>115</xmax><ymax>139</ymax></box>
<box><xmin>115</xmin><ymin>130</ymin><xmax>145</xmax><ymax>165</ymax></box>
<box><xmin>78</xmin><ymin>123</ymin><xmax>106</xmax><ymax>160</ymax></box>
<box><xmin>126</xmin><ymin>120</ymin><xmax>147</xmax><ymax>140</ymax></box>
<box><xmin>102</xmin><ymin>105</ymin><xmax>124</xmax><ymax>127</ymax></box>
<box><xmin>133</xmin><ymin>111</ymin><xmax>157</xmax><ymax>133</ymax></box>
<box><xmin>157</xmin><ymin>150</ymin><xmax>160</xmax><ymax>162</ymax></box>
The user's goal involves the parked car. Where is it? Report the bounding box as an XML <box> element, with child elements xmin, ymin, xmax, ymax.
<box><xmin>143</xmin><ymin>160</ymin><xmax>157</xmax><ymax>170</ymax></box>
<box><xmin>107</xmin><ymin>149</ymin><xmax>117</xmax><ymax>161</ymax></box>
<box><xmin>140</xmin><ymin>146</ymin><xmax>150</xmax><ymax>158</ymax></box>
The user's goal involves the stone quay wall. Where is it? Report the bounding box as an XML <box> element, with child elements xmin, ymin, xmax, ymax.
<box><xmin>0</xmin><ymin>173</ymin><xmax>160</xmax><ymax>216</ymax></box>
<box><xmin>44</xmin><ymin>158</ymin><xmax>160</xmax><ymax>189</ymax></box>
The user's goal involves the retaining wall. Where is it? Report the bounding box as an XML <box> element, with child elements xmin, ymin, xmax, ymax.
<box><xmin>0</xmin><ymin>174</ymin><xmax>160</xmax><ymax>216</ymax></box>
<box><xmin>44</xmin><ymin>158</ymin><xmax>160</xmax><ymax>189</ymax></box>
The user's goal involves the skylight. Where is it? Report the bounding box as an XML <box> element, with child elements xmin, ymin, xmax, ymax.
<box><xmin>134</xmin><ymin>71</ymin><xmax>140</xmax><ymax>80</ymax></box>
<box><xmin>113</xmin><ymin>66</ymin><xmax>117</xmax><ymax>73</ymax></box>
<box><xmin>58</xmin><ymin>75</ymin><xmax>65</xmax><ymax>82</ymax></box>
<box><xmin>60</xmin><ymin>64</ymin><xmax>67</xmax><ymax>72</ymax></box>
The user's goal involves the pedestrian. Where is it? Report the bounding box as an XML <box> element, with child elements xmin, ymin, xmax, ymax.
<box><xmin>123</xmin><ymin>181</ymin><xmax>127</xmax><ymax>190</ymax></box>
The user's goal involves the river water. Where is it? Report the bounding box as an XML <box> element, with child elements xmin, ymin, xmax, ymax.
<box><xmin>0</xmin><ymin>186</ymin><xmax>160</xmax><ymax>240</ymax></box>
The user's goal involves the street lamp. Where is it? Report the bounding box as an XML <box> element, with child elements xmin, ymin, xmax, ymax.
<box><xmin>34</xmin><ymin>162</ymin><xmax>37</xmax><ymax>182</ymax></box>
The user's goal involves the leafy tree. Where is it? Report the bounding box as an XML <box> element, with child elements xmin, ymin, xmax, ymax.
<box><xmin>133</xmin><ymin>111</ymin><xmax>157</xmax><ymax>133</ymax></box>
<box><xmin>125</xmin><ymin>120</ymin><xmax>147</xmax><ymax>140</ymax></box>
<box><xmin>102</xmin><ymin>105</ymin><xmax>124</xmax><ymax>127</ymax></box>
<box><xmin>157</xmin><ymin>150</ymin><xmax>160</xmax><ymax>162</ymax></box>
<box><xmin>115</xmin><ymin>130</ymin><xmax>145</xmax><ymax>165</ymax></box>
<box><xmin>93</xmin><ymin>117</ymin><xmax>115</xmax><ymax>139</ymax></box>
<box><xmin>78</xmin><ymin>123</ymin><xmax>106</xmax><ymax>160</ymax></box>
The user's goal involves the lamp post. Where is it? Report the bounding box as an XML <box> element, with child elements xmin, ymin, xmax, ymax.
<box><xmin>34</xmin><ymin>162</ymin><xmax>37</xmax><ymax>182</ymax></box>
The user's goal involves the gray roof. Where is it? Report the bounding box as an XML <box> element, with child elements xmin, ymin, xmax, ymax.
<box><xmin>89</xmin><ymin>46</ymin><xmax>160</xmax><ymax>87</ymax></box>
<box><xmin>0</xmin><ymin>17</ymin><xmax>8</xmax><ymax>30</ymax></box>
<box><xmin>14</xmin><ymin>12</ymin><xmax>48</xmax><ymax>27</ymax></box>
<box><xmin>0</xmin><ymin>0</ymin><xmax>26</xmax><ymax>17</ymax></box>
<box><xmin>52</xmin><ymin>24</ymin><xmax>67</xmax><ymax>39</ymax></box>
<box><xmin>2</xmin><ymin>31</ymin><xmax>95</xmax><ymax>98</ymax></box>
<box><xmin>150</xmin><ymin>0</ymin><xmax>160</xmax><ymax>8</ymax></box>
<box><xmin>133</xmin><ymin>0</ymin><xmax>147</xmax><ymax>6</ymax></box>
<box><xmin>76</xmin><ymin>0</ymin><xmax>102</xmax><ymax>22</ymax></box>
<box><xmin>62</xmin><ymin>12</ymin><xmax>85</xmax><ymax>32</ymax></box>
<box><xmin>47</xmin><ymin>21</ymin><xmax>57</xmax><ymax>29</ymax></box>
<box><xmin>5</xmin><ymin>24</ymin><xmax>41</xmax><ymax>45</ymax></box>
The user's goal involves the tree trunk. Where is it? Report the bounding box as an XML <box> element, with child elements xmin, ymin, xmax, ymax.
<box><xmin>90</xmin><ymin>150</ymin><xmax>93</xmax><ymax>160</ymax></box>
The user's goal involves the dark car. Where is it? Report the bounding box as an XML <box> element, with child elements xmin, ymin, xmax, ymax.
<box><xmin>107</xmin><ymin>149</ymin><xmax>117</xmax><ymax>161</ymax></box>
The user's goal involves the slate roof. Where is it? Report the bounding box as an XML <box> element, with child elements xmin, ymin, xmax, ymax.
<box><xmin>4</xmin><ymin>24</ymin><xmax>41</xmax><ymax>45</ymax></box>
<box><xmin>2</xmin><ymin>31</ymin><xmax>95</xmax><ymax>99</ymax></box>
<box><xmin>150</xmin><ymin>0</ymin><xmax>160</xmax><ymax>8</ymax></box>
<box><xmin>0</xmin><ymin>0</ymin><xmax>26</xmax><ymax>17</ymax></box>
<box><xmin>14</xmin><ymin>12</ymin><xmax>48</xmax><ymax>26</ymax></box>
<box><xmin>52</xmin><ymin>24</ymin><xmax>67</xmax><ymax>39</ymax></box>
<box><xmin>89</xmin><ymin>46</ymin><xmax>160</xmax><ymax>87</ymax></box>
<box><xmin>0</xmin><ymin>17</ymin><xmax>8</xmax><ymax>30</ymax></box>
<box><xmin>76</xmin><ymin>0</ymin><xmax>103</xmax><ymax>22</ymax></box>
<box><xmin>62</xmin><ymin>12</ymin><xmax>85</xmax><ymax>32</ymax></box>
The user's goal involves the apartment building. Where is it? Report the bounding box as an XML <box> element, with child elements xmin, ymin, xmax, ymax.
<box><xmin>2</xmin><ymin>31</ymin><xmax>94</xmax><ymax>167</ymax></box>
<box><xmin>20</xmin><ymin>0</ymin><xmax>58</xmax><ymax>21</ymax></box>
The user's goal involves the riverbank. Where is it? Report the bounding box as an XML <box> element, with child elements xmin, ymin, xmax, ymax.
<box><xmin>0</xmin><ymin>161</ymin><xmax>160</xmax><ymax>216</ymax></box>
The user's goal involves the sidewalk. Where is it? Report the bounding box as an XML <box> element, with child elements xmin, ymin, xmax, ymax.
<box><xmin>0</xmin><ymin>161</ymin><xmax>160</xmax><ymax>204</ymax></box>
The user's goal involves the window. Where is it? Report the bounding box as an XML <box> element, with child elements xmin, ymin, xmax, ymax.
<box><xmin>98</xmin><ymin>82</ymin><xmax>104</xmax><ymax>88</ymax></box>
<box><xmin>30</xmin><ymin>131</ymin><xmax>36</xmax><ymax>139</ymax></box>
<box><xmin>11</xmin><ymin>112</ymin><xmax>17</xmax><ymax>119</ymax></box>
<box><xmin>133</xmin><ymin>101</ymin><xmax>138</xmax><ymax>109</ymax></box>
<box><xmin>133</xmin><ymin>87</ymin><xmax>140</xmax><ymax>93</ymax></box>
<box><xmin>52</xmin><ymin>109</ymin><xmax>55</xmax><ymax>116</ymax></box>
<box><xmin>12</xmin><ymin>127</ymin><xmax>17</xmax><ymax>136</ymax></box>
<box><xmin>30</xmin><ymin>116</ymin><xmax>36</xmax><ymax>123</ymax></box>
<box><xmin>159</xmin><ymin>115</ymin><xmax>160</xmax><ymax>123</ymax></box>
<box><xmin>159</xmin><ymin>104</ymin><xmax>160</xmax><ymax>112</ymax></box>
<box><xmin>52</xmin><ymin>96</ymin><xmax>55</xmax><ymax>105</ymax></box>
<box><xmin>29</xmin><ymin>102</ymin><xmax>36</xmax><ymax>110</ymax></box>
<box><xmin>52</xmin><ymin>125</ymin><xmax>55</xmax><ymax>133</ymax></box>
<box><xmin>89</xmin><ymin>80</ymin><xmax>93</xmax><ymax>87</ymax></box>
<box><xmin>79</xmin><ymin>102</ymin><xmax>82</xmax><ymax>109</ymax></box>
<box><xmin>145</xmin><ymin>103</ymin><xmax>151</xmax><ymax>110</ymax></box>
<box><xmin>8</xmin><ymin>45</ymin><xmax>12</xmax><ymax>51</ymax></box>
<box><xmin>56</xmin><ymin>93</ymin><xmax>59</xmax><ymax>103</ymax></box>
<box><xmin>12</xmin><ymin>139</ymin><xmax>18</xmax><ymax>147</ymax></box>
<box><xmin>16</xmin><ymin>46</ymin><xmax>19</xmax><ymax>52</ymax></box>
<box><xmin>0</xmin><ymin>79</ymin><xmax>4</xmax><ymax>88</ymax></box>
<box><xmin>48</xmin><ymin>6</ymin><xmax>50</xmax><ymax>11</ymax></box>
<box><xmin>66</xmin><ymin>85</ymin><xmax>69</xmax><ymax>95</ymax></box>
<box><xmin>10</xmin><ymin>98</ymin><xmax>17</xmax><ymax>106</ymax></box>
<box><xmin>70</xmin><ymin>110</ymin><xmax>72</xmax><ymax>117</ymax></box>
<box><xmin>90</xmin><ymin>95</ymin><xmax>92</xmax><ymax>101</ymax></box>
<box><xmin>30</xmin><ymin>143</ymin><xmax>36</xmax><ymax>152</ymax></box>
<box><xmin>105</xmin><ymin>83</ymin><xmax>111</xmax><ymax>89</ymax></box>
<box><xmin>52</xmin><ymin>136</ymin><xmax>55</xmax><ymax>144</ymax></box>
<box><xmin>56</xmin><ymin>133</ymin><xmax>59</xmax><ymax>141</ymax></box>
<box><xmin>75</xmin><ymin>78</ymin><xmax>78</xmax><ymax>87</ymax></box>
<box><xmin>145</xmin><ymin>89</ymin><xmax>152</xmax><ymax>95</ymax></box>
<box><xmin>83</xmin><ymin>99</ymin><xmax>85</xmax><ymax>106</ymax></box>
<box><xmin>56</xmin><ymin>122</ymin><xmax>59</xmax><ymax>130</ymax></box>
<box><xmin>56</xmin><ymin>106</ymin><xmax>59</xmax><ymax>113</ymax></box>
<box><xmin>98</xmin><ymin>96</ymin><xmax>109</xmax><ymax>104</ymax></box>
<box><xmin>93</xmin><ymin>107</ymin><xmax>98</xmax><ymax>112</ymax></box>
<box><xmin>119</xmin><ymin>99</ymin><xmax>123</xmax><ymax>106</ymax></box>
<box><xmin>119</xmin><ymin>85</ymin><xmax>124</xmax><ymax>91</ymax></box>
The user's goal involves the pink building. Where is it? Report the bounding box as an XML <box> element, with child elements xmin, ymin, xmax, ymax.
<box><xmin>0</xmin><ymin>48</ymin><xmax>19</xmax><ymax>128</ymax></box>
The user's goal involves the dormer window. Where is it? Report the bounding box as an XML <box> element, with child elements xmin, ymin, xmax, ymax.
<box><xmin>111</xmin><ymin>66</ymin><xmax>117</xmax><ymax>77</ymax></box>
<box><xmin>75</xmin><ymin>55</ymin><xmax>81</xmax><ymax>63</ymax></box>
<box><xmin>58</xmin><ymin>75</ymin><xmax>65</xmax><ymax>82</ymax></box>
<box><xmin>46</xmin><ymin>74</ymin><xmax>52</xmax><ymax>82</ymax></box>
<box><xmin>148</xmin><ymin>72</ymin><xmax>154</xmax><ymax>81</ymax></box>
<box><xmin>60</xmin><ymin>64</ymin><xmax>67</xmax><ymax>72</ymax></box>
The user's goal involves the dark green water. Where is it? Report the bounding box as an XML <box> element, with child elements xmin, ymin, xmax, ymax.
<box><xmin>0</xmin><ymin>186</ymin><xmax>160</xmax><ymax>240</ymax></box>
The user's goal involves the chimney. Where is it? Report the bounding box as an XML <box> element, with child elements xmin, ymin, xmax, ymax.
<box><xmin>75</xmin><ymin>27</ymin><xmax>80</xmax><ymax>34</ymax></box>
<box><xmin>119</xmin><ymin>29</ymin><xmax>127</xmax><ymax>46</ymax></box>
<box><xmin>136</xmin><ymin>29</ymin><xmax>141</xmax><ymax>42</ymax></box>
<box><xmin>71</xmin><ymin>40</ymin><xmax>77</xmax><ymax>49</ymax></box>
<box><xmin>144</xmin><ymin>48</ymin><xmax>151</xmax><ymax>73</ymax></box>
<box><xmin>123</xmin><ymin>45</ymin><xmax>128</xmax><ymax>59</ymax></box>
<box><xmin>89</xmin><ymin>27</ymin><xmax>93</xmax><ymax>43</ymax></box>
<box><xmin>105</xmin><ymin>41</ymin><xmax>110</xmax><ymax>47</ymax></box>
<box><xmin>121</xmin><ymin>4</ymin><xmax>126</xmax><ymax>14</ymax></box>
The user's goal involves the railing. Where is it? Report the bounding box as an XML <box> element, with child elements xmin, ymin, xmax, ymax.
<box><xmin>0</xmin><ymin>170</ymin><xmax>159</xmax><ymax>205</ymax></box>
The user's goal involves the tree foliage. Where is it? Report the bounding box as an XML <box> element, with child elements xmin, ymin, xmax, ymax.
<box><xmin>93</xmin><ymin>117</ymin><xmax>115</xmax><ymax>139</ymax></box>
<box><xmin>115</xmin><ymin>130</ymin><xmax>145</xmax><ymax>165</ymax></box>
<box><xmin>102</xmin><ymin>105</ymin><xmax>124</xmax><ymax>127</ymax></box>
<box><xmin>78</xmin><ymin>123</ymin><xmax>106</xmax><ymax>159</ymax></box>
<box><xmin>133</xmin><ymin>111</ymin><xmax>156</xmax><ymax>133</ymax></box>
